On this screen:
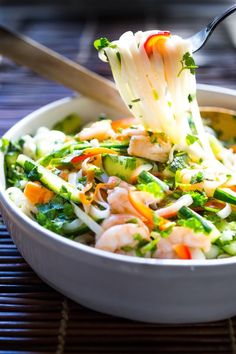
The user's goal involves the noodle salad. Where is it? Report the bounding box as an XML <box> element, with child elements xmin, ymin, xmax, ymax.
<box><xmin>2</xmin><ymin>30</ymin><xmax>236</xmax><ymax>260</ymax></box>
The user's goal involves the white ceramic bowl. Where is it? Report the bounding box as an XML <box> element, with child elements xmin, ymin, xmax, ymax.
<box><xmin>1</xmin><ymin>84</ymin><xmax>236</xmax><ymax>324</ymax></box>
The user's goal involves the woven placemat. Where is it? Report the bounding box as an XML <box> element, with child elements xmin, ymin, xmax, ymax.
<box><xmin>0</xmin><ymin>6</ymin><xmax>236</xmax><ymax>353</ymax></box>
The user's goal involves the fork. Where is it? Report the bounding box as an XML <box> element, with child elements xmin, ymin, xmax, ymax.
<box><xmin>190</xmin><ymin>4</ymin><xmax>236</xmax><ymax>52</ymax></box>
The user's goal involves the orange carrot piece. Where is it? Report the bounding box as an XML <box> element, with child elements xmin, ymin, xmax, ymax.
<box><xmin>128</xmin><ymin>191</ymin><xmax>154</xmax><ymax>227</ymax></box>
<box><xmin>144</xmin><ymin>32</ymin><xmax>171</xmax><ymax>56</ymax></box>
<box><xmin>173</xmin><ymin>244</ymin><xmax>192</xmax><ymax>260</ymax></box>
<box><xmin>24</xmin><ymin>181</ymin><xmax>54</xmax><ymax>205</ymax></box>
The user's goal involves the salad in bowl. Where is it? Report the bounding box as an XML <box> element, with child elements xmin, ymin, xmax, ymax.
<box><xmin>2</xmin><ymin>30</ymin><xmax>236</xmax><ymax>262</ymax></box>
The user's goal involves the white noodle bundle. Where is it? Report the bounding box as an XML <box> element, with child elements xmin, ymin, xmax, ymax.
<box><xmin>101</xmin><ymin>31</ymin><xmax>214</xmax><ymax>158</ymax></box>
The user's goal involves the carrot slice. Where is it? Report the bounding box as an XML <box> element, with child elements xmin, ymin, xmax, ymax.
<box><xmin>83</xmin><ymin>147</ymin><xmax>118</xmax><ymax>155</ymax></box>
<box><xmin>128</xmin><ymin>191</ymin><xmax>154</xmax><ymax>227</ymax></box>
<box><xmin>173</xmin><ymin>244</ymin><xmax>192</xmax><ymax>260</ymax></box>
<box><xmin>144</xmin><ymin>31</ymin><xmax>171</xmax><ymax>56</ymax></box>
<box><xmin>24</xmin><ymin>181</ymin><xmax>54</xmax><ymax>205</ymax></box>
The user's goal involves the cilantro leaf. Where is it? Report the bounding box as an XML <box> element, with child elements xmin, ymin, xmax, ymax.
<box><xmin>186</xmin><ymin>134</ymin><xmax>199</xmax><ymax>146</ymax></box>
<box><xmin>188</xmin><ymin>93</ymin><xmax>195</xmax><ymax>103</ymax></box>
<box><xmin>178</xmin><ymin>217</ymin><xmax>205</xmax><ymax>234</ymax></box>
<box><xmin>188</xmin><ymin>191</ymin><xmax>208</xmax><ymax>207</ymax></box>
<box><xmin>116</xmin><ymin>51</ymin><xmax>121</xmax><ymax>63</ymax></box>
<box><xmin>0</xmin><ymin>138</ymin><xmax>9</xmax><ymax>153</ymax></box>
<box><xmin>36</xmin><ymin>196</ymin><xmax>76</xmax><ymax>235</ymax></box>
<box><xmin>137</xmin><ymin>182</ymin><xmax>164</xmax><ymax>199</ymax></box>
<box><xmin>178</xmin><ymin>52</ymin><xmax>198</xmax><ymax>76</ymax></box>
<box><xmin>26</xmin><ymin>166</ymin><xmax>42</xmax><ymax>181</ymax></box>
<box><xmin>168</xmin><ymin>152</ymin><xmax>189</xmax><ymax>173</ymax></box>
<box><xmin>94</xmin><ymin>37</ymin><xmax>111</xmax><ymax>51</ymax></box>
<box><xmin>190</xmin><ymin>171</ymin><xmax>204</xmax><ymax>184</ymax></box>
<box><xmin>59</xmin><ymin>185</ymin><xmax>72</xmax><ymax>200</ymax></box>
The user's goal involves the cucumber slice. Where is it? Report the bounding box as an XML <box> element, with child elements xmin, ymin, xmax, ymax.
<box><xmin>39</xmin><ymin>141</ymin><xmax>129</xmax><ymax>167</ymax></box>
<box><xmin>102</xmin><ymin>154</ymin><xmax>148</xmax><ymax>183</ymax></box>
<box><xmin>178</xmin><ymin>206</ymin><xmax>220</xmax><ymax>241</ymax></box>
<box><xmin>137</xmin><ymin>170</ymin><xmax>169</xmax><ymax>191</ymax></box>
<box><xmin>73</xmin><ymin>141</ymin><xmax>129</xmax><ymax>151</ymax></box>
<box><xmin>214</xmin><ymin>188</ymin><xmax>236</xmax><ymax>206</ymax></box>
<box><xmin>17</xmin><ymin>154</ymin><xmax>81</xmax><ymax>203</ymax></box>
<box><xmin>53</xmin><ymin>113</ymin><xmax>81</xmax><ymax>135</ymax></box>
<box><xmin>205</xmin><ymin>245</ymin><xmax>221</xmax><ymax>259</ymax></box>
<box><xmin>223</xmin><ymin>241</ymin><xmax>236</xmax><ymax>256</ymax></box>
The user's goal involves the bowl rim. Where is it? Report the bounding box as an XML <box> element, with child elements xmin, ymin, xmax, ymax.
<box><xmin>1</xmin><ymin>83</ymin><xmax>236</xmax><ymax>268</ymax></box>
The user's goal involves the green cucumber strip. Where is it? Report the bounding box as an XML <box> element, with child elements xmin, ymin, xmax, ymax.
<box><xmin>137</xmin><ymin>170</ymin><xmax>169</xmax><ymax>191</ymax></box>
<box><xmin>73</xmin><ymin>141</ymin><xmax>129</xmax><ymax>150</ymax></box>
<box><xmin>38</xmin><ymin>141</ymin><xmax>129</xmax><ymax>167</ymax></box>
<box><xmin>214</xmin><ymin>188</ymin><xmax>236</xmax><ymax>206</ymax></box>
<box><xmin>223</xmin><ymin>241</ymin><xmax>236</xmax><ymax>256</ymax></box>
<box><xmin>102</xmin><ymin>154</ymin><xmax>148</xmax><ymax>183</ymax></box>
<box><xmin>38</xmin><ymin>141</ymin><xmax>78</xmax><ymax>166</ymax></box>
<box><xmin>53</xmin><ymin>113</ymin><xmax>81</xmax><ymax>135</ymax></box>
<box><xmin>16</xmin><ymin>154</ymin><xmax>81</xmax><ymax>203</ymax></box>
<box><xmin>178</xmin><ymin>206</ymin><xmax>219</xmax><ymax>241</ymax></box>
<box><xmin>205</xmin><ymin>245</ymin><xmax>221</xmax><ymax>259</ymax></box>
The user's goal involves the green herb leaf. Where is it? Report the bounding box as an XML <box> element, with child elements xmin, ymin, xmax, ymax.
<box><xmin>188</xmin><ymin>93</ymin><xmax>195</xmax><ymax>103</ymax></box>
<box><xmin>116</xmin><ymin>51</ymin><xmax>121</xmax><ymax>63</ymax></box>
<box><xmin>186</xmin><ymin>134</ymin><xmax>199</xmax><ymax>145</ymax></box>
<box><xmin>137</xmin><ymin>182</ymin><xmax>164</xmax><ymax>199</ymax></box>
<box><xmin>24</xmin><ymin>162</ymin><xmax>43</xmax><ymax>181</ymax></box>
<box><xmin>190</xmin><ymin>171</ymin><xmax>204</xmax><ymax>184</ymax></box>
<box><xmin>178</xmin><ymin>217</ymin><xmax>205</xmax><ymax>234</ymax></box>
<box><xmin>27</xmin><ymin>167</ymin><xmax>43</xmax><ymax>181</ymax></box>
<box><xmin>94</xmin><ymin>37</ymin><xmax>112</xmax><ymax>51</ymax></box>
<box><xmin>59</xmin><ymin>185</ymin><xmax>72</xmax><ymax>200</ymax></box>
<box><xmin>36</xmin><ymin>196</ymin><xmax>76</xmax><ymax>235</ymax></box>
<box><xmin>188</xmin><ymin>191</ymin><xmax>208</xmax><ymax>207</ymax></box>
<box><xmin>0</xmin><ymin>138</ymin><xmax>9</xmax><ymax>153</ymax></box>
<box><xmin>168</xmin><ymin>152</ymin><xmax>189</xmax><ymax>173</ymax></box>
<box><xmin>178</xmin><ymin>52</ymin><xmax>198</xmax><ymax>76</ymax></box>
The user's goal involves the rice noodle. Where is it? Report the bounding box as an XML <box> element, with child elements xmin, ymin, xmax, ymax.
<box><xmin>155</xmin><ymin>194</ymin><xmax>193</xmax><ymax>217</ymax></box>
<box><xmin>101</xmin><ymin>31</ymin><xmax>213</xmax><ymax>158</ymax></box>
<box><xmin>217</xmin><ymin>203</ymin><xmax>232</xmax><ymax>219</ymax></box>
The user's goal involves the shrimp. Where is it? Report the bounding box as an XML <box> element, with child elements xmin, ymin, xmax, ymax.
<box><xmin>76</xmin><ymin>120</ymin><xmax>115</xmax><ymax>141</ymax></box>
<box><xmin>101</xmin><ymin>213</ymin><xmax>148</xmax><ymax>231</ymax></box>
<box><xmin>107</xmin><ymin>186</ymin><xmax>140</xmax><ymax>216</ymax></box>
<box><xmin>154</xmin><ymin>226</ymin><xmax>211</xmax><ymax>259</ymax></box>
<box><xmin>128</xmin><ymin>135</ymin><xmax>171</xmax><ymax>162</ymax></box>
<box><xmin>95</xmin><ymin>221</ymin><xmax>150</xmax><ymax>252</ymax></box>
<box><xmin>117</xmin><ymin>125</ymin><xmax>147</xmax><ymax>138</ymax></box>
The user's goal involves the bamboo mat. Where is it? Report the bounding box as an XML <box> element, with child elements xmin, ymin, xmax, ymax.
<box><xmin>0</xmin><ymin>5</ymin><xmax>236</xmax><ymax>353</ymax></box>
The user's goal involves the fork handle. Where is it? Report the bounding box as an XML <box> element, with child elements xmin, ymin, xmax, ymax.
<box><xmin>206</xmin><ymin>4</ymin><xmax>236</xmax><ymax>35</ymax></box>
